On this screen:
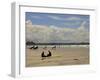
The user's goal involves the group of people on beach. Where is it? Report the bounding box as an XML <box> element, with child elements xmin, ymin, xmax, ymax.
<box><xmin>29</xmin><ymin>45</ymin><xmax>56</xmax><ymax>60</ymax></box>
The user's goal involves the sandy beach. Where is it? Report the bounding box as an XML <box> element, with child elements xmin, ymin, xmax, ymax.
<box><xmin>26</xmin><ymin>47</ymin><xmax>89</xmax><ymax>67</ymax></box>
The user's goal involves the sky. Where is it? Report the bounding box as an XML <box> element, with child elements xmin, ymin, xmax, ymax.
<box><xmin>25</xmin><ymin>12</ymin><xmax>90</xmax><ymax>43</ymax></box>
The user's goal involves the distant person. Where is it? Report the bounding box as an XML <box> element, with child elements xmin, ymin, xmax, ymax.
<box><xmin>52</xmin><ymin>46</ymin><xmax>56</xmax><ymax>50</ymax></box>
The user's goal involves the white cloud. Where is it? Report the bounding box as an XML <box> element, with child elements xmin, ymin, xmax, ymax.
<box><xmin>26</xmin><ymin>20</ymin><xmax>32</xmax><ymax>25</ymax></box>
<box><xmin>65</xmin><ymin>17</ymin><xmax>81</xmax><ymax>21</ymax></box>
<box><xmin>47</xmin><ymin>16</ymin><xmax>82</xmax><ymax>21</ymax></box>
<box><xmin>63</xmin><ymin>21</ymin><xmax>80</xmax><ymax>26</ymax></box>
<box><xmin>26</xmin><ymin>20</ymin><xmax>89</xmax><ymax>43</ymax></box>
<box><xmin>47</xmin><ymin>15</ymin><xmax>64</xmax><ymax>20</ymax></box>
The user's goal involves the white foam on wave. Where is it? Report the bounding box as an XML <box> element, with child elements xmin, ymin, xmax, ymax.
<box><xmin>26</xmin><ymin>45</ymin><xmax>89</xmax><ymax>48</ymax></box>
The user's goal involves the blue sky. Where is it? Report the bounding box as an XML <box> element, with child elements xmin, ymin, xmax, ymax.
<box><xmin>26</xmin><ymin>12</ymin><xmax>89</xmax><ymax>29</ymax></box>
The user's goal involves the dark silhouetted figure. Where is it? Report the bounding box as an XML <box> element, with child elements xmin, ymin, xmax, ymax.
<box><xmin>29</xmin><ymin>45</ymin><xmax>38</xmax><ymax>49</ymax></box>
<box><xmin>30</xmin><ymin>46</ymin><xmax>33</xmax><ymax>49</ymax></box>
<box><xmin>47</xmin><ymin>50</ymin><xmax>52</xmax><ymax>57</ymax></box>
<box><xmin>41</xmin><ymin>51</ymin><xmax>46</xmax><ymax>57</ymax></box>
<box><xmin>52</xmin><ymin>46</ymin><xmax>56</xmax><ymax>50</ymax></box>
<box><xmin>41</xmin><ymin>51</ymin><xmax>46</xmax><ymax>60</ymax></box>
<box><xmin>33</xmin><ymin>46</ymin><xmax>38</xmax><ymax>49</ymax></box>
<box><xmin>41</xmin><ymin>50</ymin><xmax>52</xmax><ymax>60</ymax></box>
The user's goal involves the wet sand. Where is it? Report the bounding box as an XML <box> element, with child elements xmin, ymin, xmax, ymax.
<box><xmin>26</xmin><ymin>47</ymin><xmax>89</xmax><ymax>67</ymax></box>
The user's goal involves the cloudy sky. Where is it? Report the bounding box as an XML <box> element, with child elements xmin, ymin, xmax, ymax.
<box><xmin>25</xmin><ymin>12</ymin><xmax>90</xmax><ymax>43</ymax></box>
